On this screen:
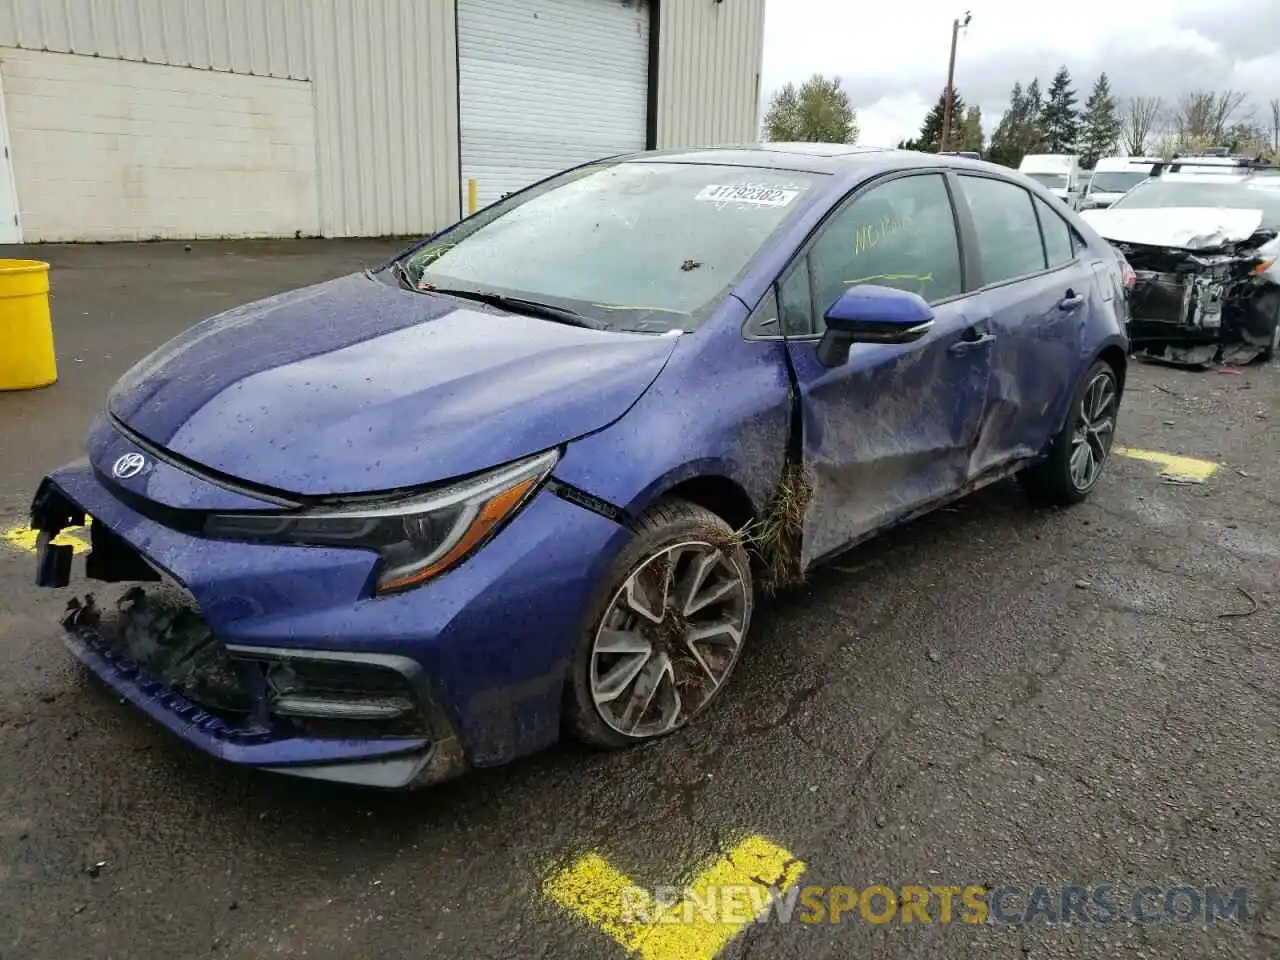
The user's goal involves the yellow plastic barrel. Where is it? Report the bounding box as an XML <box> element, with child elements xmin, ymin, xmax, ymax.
<box><xmin>0</xmin><ymin>259</ymin><xmax>57</xmax><ymax>390</ymax></box>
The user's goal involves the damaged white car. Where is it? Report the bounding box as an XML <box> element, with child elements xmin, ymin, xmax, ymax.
<box><xmin>1080</xmin><ymin>170</ymin><xmax>1280</xmax><ymax>366</ymax></box>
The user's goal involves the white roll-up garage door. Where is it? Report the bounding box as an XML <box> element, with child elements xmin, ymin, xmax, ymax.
<box><xmin>457</xmin><ymin>0</ymin><xmax>650</xmax><ymax>212</ymax></box>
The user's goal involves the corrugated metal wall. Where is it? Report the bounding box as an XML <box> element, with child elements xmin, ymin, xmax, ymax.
<box><xmin>654</xmin><ymin>0</ymin><xmax>765</xmax><ymax>149</ymax></box>
<box><xmin>0</xmin><ymin>0</ymin><xmax>459</xmax><ymax>237</ymax></box>
<box><xmin>0</xmin><ymin>0</ymin><xmax>311</xmax><ymax>79</ymax></box>
<box><xmin>310</xmin><ymin>0</ymin><xmax>458</xmax><ymax>237</ymax></box>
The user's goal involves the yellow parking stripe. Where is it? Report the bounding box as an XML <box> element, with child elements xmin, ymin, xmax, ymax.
<box><xmin>545</xmin><ymin>835</ymin><xmax>805</xmax><ymax>960</ymax></box>
<box><xmin>1</xmin><ymin>519</ymin><xmax>92</xmax><ymax>555</ymax></box>
<box><xmin>1114</xmin><ymin>446</ymin><xmax>1219</xmax><ymax>483</ymax></box>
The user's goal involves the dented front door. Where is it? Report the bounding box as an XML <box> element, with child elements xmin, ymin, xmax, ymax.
<box><xmin>785</xmin><ymin>301</ymin><xmax>992</xmax><ymax>566</ymax></box>
<box><xmin>775</xmin><ymin>172</ymin><xmax>993</xmax><ymax>567</ymax></box>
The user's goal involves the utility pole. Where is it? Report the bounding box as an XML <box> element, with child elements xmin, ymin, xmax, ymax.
<box><xmin>939</xmin><ymin>11</ymin><xmax>971</xmax><ymax>153</ymax></box>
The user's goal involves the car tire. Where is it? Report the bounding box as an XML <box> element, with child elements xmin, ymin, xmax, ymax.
<box><xmin>565</xmin><ymin>498</ymin><xmax>753</xmax><ymax>750</ymax></box>
<box><xmin>1019</xmin><ymin>359</ymin><xmax>1120</xmax><ymax>506</ymax></box>
<box><xmin>1260</xmin><ymin>289</ymin><xmax>1280</xmax><ymax>362</ymax></box>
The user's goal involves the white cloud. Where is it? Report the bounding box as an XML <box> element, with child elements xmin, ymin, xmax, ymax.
<box><xmin>855</xmin><ymin>94</ymin><xmax>932</xmax><ymax>147</ymax></box>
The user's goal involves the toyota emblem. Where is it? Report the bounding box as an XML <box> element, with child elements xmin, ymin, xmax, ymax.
<box><xmin>112</xmin><ymin>452</ymin><xmax>147</xmax><ymax>480</ymax></box>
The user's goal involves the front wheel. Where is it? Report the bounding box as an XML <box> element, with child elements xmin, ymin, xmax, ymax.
<box><xmin>565</xmin><ymin>499</ymin><xmax>753</xmax><ymax>749</ymax></box>
<box><xmin>1020</xmin><ymin>359</ymin><xmax>1120</xmax><ymax>505</ymax></box>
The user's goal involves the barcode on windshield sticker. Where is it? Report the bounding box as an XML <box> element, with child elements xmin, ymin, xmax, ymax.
<box><xmin>696</xmin><ymin>184</ymin><xmax>800</xmax><ymax>207</ymax></box>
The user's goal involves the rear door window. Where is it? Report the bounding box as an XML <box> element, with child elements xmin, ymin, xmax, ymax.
<box><xmin>958</xmin><ymin>175</ymin><xmax>1048</xmax><ymax>284</ymax></box>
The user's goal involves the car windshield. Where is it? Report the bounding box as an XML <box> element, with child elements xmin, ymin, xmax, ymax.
<box><xmin>396</xmin><ymin>161</ymin><xmax>824</xmax><ymax>333</ymax></box>
<box><xmin>1089</xmin><ymin>171</ymin><xmax>1148</xmax><ymax>193</ymax></box>
<box><xmin>1110</xmin><ymin>179</ymin><xmax>1280</xmax><ymax>228</ymax></box>
<box><xmin>1025</xmin><ymin>172</ymin><xmax>1069</xmax><ymax>188</ymax></box>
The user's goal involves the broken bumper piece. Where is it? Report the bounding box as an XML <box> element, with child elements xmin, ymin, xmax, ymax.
<box><xmin>59</xmin><ymin>591</ymin><xmax>468</xmax><ymax>789</ymax></box>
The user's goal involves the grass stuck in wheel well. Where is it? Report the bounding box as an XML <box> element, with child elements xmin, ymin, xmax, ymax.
<box><xmin>730</xmin><ymin>459</ymin><xmax>812</xmax><ymax>596</ymax></box>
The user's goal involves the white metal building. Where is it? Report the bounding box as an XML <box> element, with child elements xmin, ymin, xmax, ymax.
<box><xmin>0</xmin><ymin>0</ymin><xmax>766</xmax><ymax>243</ymax></box>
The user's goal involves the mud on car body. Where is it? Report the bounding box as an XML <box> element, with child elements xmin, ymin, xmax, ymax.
<box><xmin>1081</xmin><ymin>167</ymin><xmax>1280</xmax><ymax>366</ymax></box>
<box><xmin>30</xmin><ymin>145</ymin><xmax>1129</xmax><ymax>789</ymax></box>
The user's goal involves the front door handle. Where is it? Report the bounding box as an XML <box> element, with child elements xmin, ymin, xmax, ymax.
<box><xmin>1058</xmin><ymin>290</ymin><xmax>1085</xmax><ymax>310</ymax></box>
<box><xmin>947</xmin><ymin>332</ymin><xmax>996</xmax><ymax>356</ymax></box>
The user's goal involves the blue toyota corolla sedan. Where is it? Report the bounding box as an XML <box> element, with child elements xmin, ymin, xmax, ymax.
<box><xmin>30</xmin><ymin>144</ymin><xmax>1130</xmax><ymax>789</ymax></box>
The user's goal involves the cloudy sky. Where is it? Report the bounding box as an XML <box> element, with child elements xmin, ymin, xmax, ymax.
<box><xmin>760</xmin><ymin>0</ymin><xmax>1280</xmax><ymax>146</ymax></box>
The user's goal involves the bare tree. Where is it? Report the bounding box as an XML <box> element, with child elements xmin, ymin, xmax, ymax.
<box><xmin>1121</xmin><ymin>96</ymin><xmax>1162</xmax><ymax>155</ymax></box>
<box><xmin>1172</xmin><ymin>90</ymin><xmax>1249</xmax><ymax>149</ymax></box>
<box><xmin>1270</xmin><ymin>98</ymin><xmax>1280</xmax><ymax>154</ymax></box>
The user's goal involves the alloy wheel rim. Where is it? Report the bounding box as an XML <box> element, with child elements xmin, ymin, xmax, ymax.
<box><xmin>1069</xmin><ymin>370</ymin><xmax>1117</xmax><ymax>492</ymax></box>
<box><xmin>589</xmin><ymin>542</ymin><xmax>750</xmax><ymax>739</ymax></box>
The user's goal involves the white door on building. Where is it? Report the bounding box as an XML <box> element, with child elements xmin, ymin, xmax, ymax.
<box><xmin>0</xmin><ymin>70</ymin><xmax>22</xmax><ymax>244</ymax></box>
<box><xmin>456</xmin><ymin>0</ymin><xmax>651</xmax><ymax>214</ymax></box>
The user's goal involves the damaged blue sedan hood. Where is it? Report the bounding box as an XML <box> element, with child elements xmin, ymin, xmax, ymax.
<box><xmin>108</xmin><ymin>271</ymin><xmax>678</xmax><ymax>496</ymax></box>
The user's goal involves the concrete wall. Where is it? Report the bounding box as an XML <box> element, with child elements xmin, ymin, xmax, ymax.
<box><xmin>1</xmin><ymin>48</ymin><xmax>318</xmax><ymax>241</ymax></box>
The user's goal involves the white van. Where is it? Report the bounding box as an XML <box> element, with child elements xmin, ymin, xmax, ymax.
<box><xmin>1081</xmin><ymin>156</ymin><xmax>1162</xmax><ymax>208</ymax></box>
<box><xmin>1018</xmin><ymin>154</ymin><xmax>1083</xmax><ymax>206</ymax></box>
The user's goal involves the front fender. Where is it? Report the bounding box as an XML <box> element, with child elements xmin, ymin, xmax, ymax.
<box><xmin>553</xmin><ymin>314</ymin><xmax>793</xmax><ymax>521</ymax></box>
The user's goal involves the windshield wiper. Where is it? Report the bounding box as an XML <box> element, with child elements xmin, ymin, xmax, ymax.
<box><xmin>419</xmin><ymin>285</ymin><xmax>602</xmax><ymax>329</ymax></box>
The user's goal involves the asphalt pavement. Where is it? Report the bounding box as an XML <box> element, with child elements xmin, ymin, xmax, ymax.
<box><xmin>0</xmin><ymin>242</ymin><xmax>1276</xmax><ymax>960</ymax></box>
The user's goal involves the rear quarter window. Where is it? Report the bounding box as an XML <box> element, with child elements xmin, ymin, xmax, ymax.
<box><xmin>1033</xmin><ymin>196</ymin><xmax>1076</xmax><ymax>267</ymax></box>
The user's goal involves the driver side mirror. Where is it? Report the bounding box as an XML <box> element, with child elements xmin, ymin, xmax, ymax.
<box><xmin>817</xmin><ymin>284</ymin><xmax>935</xmax><ymax>367</ymax></box>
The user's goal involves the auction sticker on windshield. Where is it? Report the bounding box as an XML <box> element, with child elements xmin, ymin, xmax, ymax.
<box><xmin>696</xmin><ymin>184</ymin><xmax>801</xmax><ymax>207</ymax></box>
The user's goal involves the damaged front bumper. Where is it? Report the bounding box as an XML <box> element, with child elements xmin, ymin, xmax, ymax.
<box><xmin>1116</xmin><ymin>237</ymin><xmax>1280</xmax><ymax>366</ymax></box>
<box><xmin>35</xmin><ymin>473</ymin><xmax>466</xmax><ymax>789</ymax></box>
<box><xmin>29</xmin><ymin>447</ymin><xmax>628</xmax><ymax>789</ymax></box>
<box><xmin>58</xmin><ymin>592</ymin><xmax>464</xmax><ymax>789</ymax></box>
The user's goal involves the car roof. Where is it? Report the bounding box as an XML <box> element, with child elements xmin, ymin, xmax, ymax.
<box><xmin>1095</xmin><ymin>157</ymin><xmax>1161</xmax><ymax>170</ymax></box>
<box><xmin>1153</xmin><ymin>171</ymin><xmax>1280</xmax><ymax>187</ymax></box>
<box><xmin>622</xmin><ymin>143</ymin><xmax>995</xmax><ymax>175</ymax></box>
<box><xmin>1158</xmin><ymin>172</ymin><xmax>1251</xmax><ymax>184</ymax></box>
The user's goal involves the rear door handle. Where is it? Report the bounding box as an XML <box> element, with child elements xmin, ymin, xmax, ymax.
<box><xmin>948</xmin><ymin>332</ymin><xmax>996</xmax><ymax>356</ymax></box>
<box><xmin>1058</xmin><ymin>291</ymin><xmax>1085</xmax><ymax>310</ymax></box>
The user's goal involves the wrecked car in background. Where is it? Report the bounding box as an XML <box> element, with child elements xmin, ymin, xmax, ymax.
<box><xmin>29</xmin><ymin>146</ymin><xmax>1129</xmax><ymax>789</ymax></box>
<box><xmin>1081</xmin><ymin>165</ymin><xmax>1280</xmax><ymax>366</ymax></box>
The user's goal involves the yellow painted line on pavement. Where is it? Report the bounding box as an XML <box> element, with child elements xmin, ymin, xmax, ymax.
<box><xmin>1114</xmin><ymin>446</ymin><xmax>1219</xmax><ymax>483</ymax></box>
<box><xmin>544</xmin><ymin>835</ymin><xmax>805</xmax><ymax>960</ymax></box>
<box><xmin>1</xmin><ymin>518</ymin><xmax>91</xmax><ymax>555</ymax></box>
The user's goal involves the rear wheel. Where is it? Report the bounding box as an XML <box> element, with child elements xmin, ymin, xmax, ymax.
<box><xmin>1020</xmin><ymin>359</ymin><xmax>1120</xmax><ymax>505</ymax></box>
<box><xmin>565</xmin><ymin>499</ymin><xmax>753</xmax><ymax>749</ymax></box>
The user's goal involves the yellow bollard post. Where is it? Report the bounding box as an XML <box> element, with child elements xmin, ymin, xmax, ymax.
<box><xmin>467</xmin><ymin>178</ymin><xmax>478</xmax><ymax>216</ymax></box>
<box><xmin>0</xmin><ymin>259</ymin><xmax>57</xmax><ymax>390</ymax></box>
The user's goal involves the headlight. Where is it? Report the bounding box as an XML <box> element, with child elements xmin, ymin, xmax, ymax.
<box><xmin>204</xmin><ymin>449</ymin><xmax>558</xmax><ymax>595</ymax></box>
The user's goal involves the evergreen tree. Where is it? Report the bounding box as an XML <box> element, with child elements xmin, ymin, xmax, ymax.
<box><xmin>1041</xmin><ymin>66</ymin><xmax>1081</xmax><ymax>153</ymax></box>
<box><xmin>959</xmin><ymin>105</ymin><xmax>985</xmax><ymax>154</ymax></box>
<box><xmin>988</xmin><ymin>82</ymin><xmax>1028</xmax><ymax>166</ymax></box>
<box><xmin>900</xmin><ymin>87</ymin><xmax>964</xmax><ymax>153</ymax></box>
<box><xmin>1078</xmin><ymin>73</ymin><xmax>1121</xmax><ymax>168</ymax></box>
<box><xmin>1019</xmin><ymin>78</ymin><xmax>1047</xmax><ymax>156</ymax></box>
